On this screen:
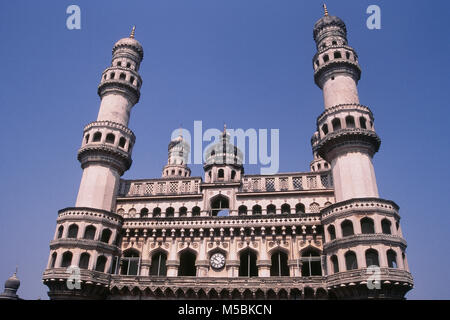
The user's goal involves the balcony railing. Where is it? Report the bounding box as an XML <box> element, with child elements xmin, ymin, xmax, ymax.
<box><xmin>118</xmin><ymin>178</ymin><xmax>202</xmax><ymax>197</ymax></box>
<box><xmin>239</xmin><ymin>172</ymin><xmax>333</xmax><ymax>193</ymax></box>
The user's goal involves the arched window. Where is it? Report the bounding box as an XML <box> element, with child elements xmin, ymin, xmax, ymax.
<box><xmin>281</xmin><ymin>204</ymin><xmax>291</xmax><ymax>214</ymax></box>
<box><xmin>61</xmin><ymin>251</ymin><xmax>73</xmax><ymax>268</ymax></box>
<box><xmin>120</xmin><ymin>249</ymin><xmax>140</xmax><ymax>275</ymax></box>
<box><xmin>83</xmin><ymin>225</ymin><xmax>96</xmax><ymax>240</ymax></box>
<box><xmin>332</xmin><ymin>118</ymin><xmax>342</xmax><ymax>131</ymax></box>
<box><xmin>341</xmin><ymin>220</ymin><xmax>354</xmax><ymax>237</ymax></box>
<box><xmin>150</xmin><ymin>251</ymin><xmax>167</xmax><ymax>276</ymax></box>
<box><xmin>93</xmin><ymin>132</ymin><xmax>102</xmax><ymax>142</ymax></box>
<box><xmin>387</xmin><ymin>250</ymin><xmax>398</xmax><ymax>268</ymax></box>
<box><xmin>359</xmin><ymin>117</ymin><xmax>367</xmax><ymax>129</ymax></box>
<box><xmin>252</xmin><ymin>205</ymin><xmax>262</xmax><ymax>215</ymax></box>
<box><xmin>119</xmin><ymin>73</ymin><xmax>126</xmax><ymax>80</ymax></box>
<box><xmin>211</xmin><ymin>195</ymin><xmax>229</xmax><ymax>216</ymax></box>
<box><xmin>130</xmin><ymin>76</ymin><xmax>135</xmax><ymax>84</ymax></box>
<box><xmin>381</xmin><ymin>219</ymin><xmax>392</xmax><ymax>234</ymax></box>
<box><xmin>178</xmin><ymin>250</ymin><xmax>196</xmax><ymax>276</ymax></box>
<box><xmin>323</xmin><ymin>54</ymin><xmax>329</xmax><ymax>63</ymax></box>
<box><xmin>267</xmin><ymin>204</ymin><xmax>276</xmax><ymax>215</ymax></box>
<box><xmin>332</xmin><ymin>40</ymin><xmax>337</xmax><ymax>45</ymax></box>
<box><xmin>231</xmin><ymin>170</ymin><xmax>236</xmax><ymax>180</ymax></box>
<box><xmin>153</xmin><ymin>207</ymin><xmax>161</xmax><ymax>217</ymax></box>
<box><xmin>239</xmin><ymin>249</ymin><xmax>258</xmax><ymax>277</ymax></box>
<box><xmin>192</xmin><ymin>206</ymin><xmax>200</xmax><ymax>217</ymax></box>
<box><xmin>331</xmin><ymin>255</ymin><xmax>339</xmax><ymax>273</ymax></box>
<box><xmin>179</xmin><ymin>207</ymin><xmax>187</xmax><ymax>217</ymax></box>
<box><xmin>345</xmin><ymin>251</ymin><xmax>358</xmax><ymax>270</ymax></box>
<box><xmin>301</xmin><ymin>249</ymin><xmax>322</xmax><ymax>276</ymax></box>
<box><xmin>270</xmin><ymin>251</ymin><xmax>289</xmax><ymax>276</ymax></box>
<box><xmin>365</xmin><ymin>249</ymin><xmax>380</xmax><ymax>267</ymax></box>
<box><xmin>238</xmin><ymin>205</ymin><xmax>247</xmax><ymax>216</ymax></box>
<box><xmin>321</xmin><ymin>124</ymin><xmax>329</xmax><ymax>135</ymax></box>
<box><xmin>328</xmin><ymin>225</ymin><xmax>336</xmax><ymax>241</ymax></box>
<box><xmin>166</xmin><ymin>207</ymin><xmax>174</xmax><ymax>217</ymax></box>
<box><xmin>119</xmin><ymin>137</ymin><xmax>126</xmax><ymax>148</ymax></box>
<box><xmin>85</xmin><ymin>134</ymin><xmax>90</xmax><ymax>144</ymax></box>
<box><xmin>361</xmin><ymin>217</ymin><xmax>375</xmax><ymax>234</ymax></box>
<box><xmin>140</xmin><ymin>208</ymin><xmax>149</xmax><ymax>217</ymax></box>
<box><xmin>57</xmin><ymin>226</ymin><xmax>64</xmax><ymax>239</ymax></box>
<box><xmin>95</xmin><ymin>255</ymin><xmax>107</xmax><ymax>273</ymax></box>
<box><xmin>68</xmin><ymin>224</ymin><xmax>79</xmax><ymax>239</ymax></box>
<box><xmin>105</xmin><ymin>133</ymin><xmax>115</xmax><ymax>144</ymax></box>
<box><xmin>295</xmin><ymin>203</ymin><xmax>305</xmax><ymax>214</ymax></box>
<box><xmin>334</xmin><ymin>51</ymin><xmax>342</xmax><ymax>59</ymax></box>
<box><xmin>100</xmin><ymin>229</ymin><xmax>112</xmax><ymax>243</ymax></box>
<box><xmin>79</xmin><ymin>253</ymin><xmax>90</xmax><ymax>269</ymax></box>
<box><xmin>50</xmin><ymin>252</ymin><xmax>57</xmax><ymax>268</ymax></box>
<box><xmin>218</xmin><ymin>169</ymin><xmax>224</xmax><ymax>179</ymax></box>
<box><xmin>110</xmin><ymin>72</ymin><xmax>115</xmax><ymax>79</ymax></box>
<box><xmin>345</xmin><ymin>116</ymin><xmax>355</xmax><ymax>128</ymax></box>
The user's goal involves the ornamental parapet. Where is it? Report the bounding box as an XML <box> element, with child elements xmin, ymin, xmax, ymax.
<box><xmin>122</xmin><ymin>213</ymin><xmax>322</xmax><ymax>231</ymax></box>
<box><xmin>78</xmin><ymin>143</ymin><xmax>132</xmax><ymax>175</ymax></box>
<box><xmin>323</xmin><ymin>234</ymin><xmax>407</xmax><ymax>251</ymax></box>
<box><xmin>57</xmin><ymin>207</ymin><xmax>123</xmax><ymax>226</ymax></box>
<box><xmin>314</xmin><ymin>59</ymin><xmax>361</xmax><ymax>88</ymax></box>
<box><xmin>42</xmin><ymin>268</ymin><xmax>111</xmax><ymax>286</ymax></box>
<box><xmin>316</xmin><ymin>104</ymin><xmax>374</xmax><ymax>125</ymax></box>
<box><xmin>98</xmin><ymin>74</ymin><xmax>141</xmax><ymax>104</ymax></box>
<box><xmin>321</xmin><ymin>198</ymin><xmax>399</xmax><ymax>223</ymax></box>
<box><xmin>109</xmin><ymin>276</ymin><xmax>327</xmax><ymax>294</ymax></box>
<box><xmin>325</xmin><ymin>268</ymin><xmax>413</xmax><ymax>289</ymax></box>
<box><xmin>49</xmin><ymin>238</ymin><xmax>120</xmax><ymax>254</ymax></box>
<box><xmin>313</xmin><ymin>128</ymin><xmax>381</xmax><ymax>160</ymax></box>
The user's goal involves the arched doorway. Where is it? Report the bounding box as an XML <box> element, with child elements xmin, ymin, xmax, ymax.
<box><xmin>210</xmin><ymin>195</ymin><xmax>229</xmax><ymax>216</ymax></box>
<box><xmin>150</xmin><ymin>251</ymin><xmax>168</xmax><ymax>276</ymax></box>
<box><xmin>301</xmin><ymin>249</ymin><xmax>322</xmax><ymax>276</ymax></box>
<box><xmin>178</xmin><ymin>250</ymin><xmax>196</xmax><ymax>276</ymax></box>
<box><xmin>239</xmin><ymin>248</ymin><xmax>258</xmax><ymax>277</ymax></box>
<box><xmin>270</xmin><ymin>250</ymin><xmax>289</xmax><ymax>276</ymax></box>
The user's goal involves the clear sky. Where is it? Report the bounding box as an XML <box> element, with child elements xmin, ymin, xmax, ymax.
<box><xmin>0</xmin><ymin>0</ymin><xmax>449</xmax><ymax>300</ymax></box>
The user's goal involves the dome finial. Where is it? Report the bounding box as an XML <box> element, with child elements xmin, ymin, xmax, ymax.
<box><xmin>323</xmin><ymin>3</ymin><xmax>329</xmax><ymax>16</ymax></box>
<box><xmin>179</xmin><ymin>124</ymin><xmax>183</xmax><ymax>138</ymax></box>
<box><xmin>130</xmin><ymin>25</ymin><xmax>136</xmax><ymax>39</ymax></box>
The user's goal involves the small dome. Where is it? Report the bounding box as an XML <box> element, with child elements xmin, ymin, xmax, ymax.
<box><xmin>204</xmin><ymin>129</ymin><xmax>243</xmax><ymax>167</ymax></box>
<box><xmin>4</xmin><ymin>273</ymin><xmax>20</xmax><ymax>290</ymax></box>
<box><xmin>113</xmin><ymin>37</ymin><xmax>144</xmax><ymax>58</ymax></box>
<box><xmin>313</xmin><ymin>15</ymin><xmax>346</xmax><ymax>40</ymax></box>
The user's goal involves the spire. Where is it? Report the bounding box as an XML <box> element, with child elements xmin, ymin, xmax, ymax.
<box><xmin>223</xmin><ymin>123</ymin><xmax>227</xmax><ymax>134</ymax></box>
<box><xmin>130</xmin><ymin>25</ymin><xmax>136</xmax><ymax>39</ymax></box>
<box><xmin>323</xmin><ymin>3</ymin><xmax>329</xmax><ymax>16</ymax></box>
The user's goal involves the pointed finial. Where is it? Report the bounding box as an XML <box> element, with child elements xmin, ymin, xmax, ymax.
<box><xmin>130</xmin><ymin>26</ymin><xmax>136</xmax><ymax>39</ymax></box>
<box><xmin>15</xmin><ymin>266</ymin><xmax>18</xmax><ymax>276</ymax></box>
<box><xmin>323</xmin><ymin>3</ymin><xmax>329</xmax><ymax>16</ymax></box>
<box><xmin>223</xmin><ymin>123</ymin><xmax>227</xmax><ymax>134</ymax></box>
<box><xmin>179</xmin><ymin>125</ymin><xmax>183</xmax><ymax>138</ymax></box>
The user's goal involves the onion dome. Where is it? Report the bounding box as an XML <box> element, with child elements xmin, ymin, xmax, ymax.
<box><xmin>313</xmin><ymin>4</ymin><xmax>347</xmax><ymax>41</ymax></box>
<box><xmin>4</xmin><ymin>272</ymin><xmax>20</xmax><ymax>290</ymax></box>
<box><xmin>204</xmin><ymin>125</ymin><xmax>243</xmax><ymax>168</ymax></box>
<box><xmin>112</xmin><ymin>26</ymin><xmax>144</xmax><ymax>59</ymax></box>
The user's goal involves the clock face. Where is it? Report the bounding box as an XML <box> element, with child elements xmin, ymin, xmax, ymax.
<box><xmin>210</xmin><ymin>253</ymin><xmax>226</xmax><ymax>270</ymax></box>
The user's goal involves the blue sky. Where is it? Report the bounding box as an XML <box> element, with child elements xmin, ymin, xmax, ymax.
<box><xmin>0</xmin><ymin>0</ymin><xmax>449</xmax><ymax>299</ymax></box>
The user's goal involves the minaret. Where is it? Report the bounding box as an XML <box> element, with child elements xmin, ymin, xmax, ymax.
<box><xmin>312</xmin><ymin>6</ymin><xmax>380</xmax><ymax>202</ymax></box>
<box><xmin>312</xmin><ymin>6</ymin><xmax>413</xmax><ymax>299</ymax></box>
<box><xmin>162</xmin><ymin>129</ymin><xmax>191</xmax><ymax>178</ymax></box>
<box><xmin>76</xmin><ymin>27</ymin><xmax>144</xmax><ymax>211</ymax></box>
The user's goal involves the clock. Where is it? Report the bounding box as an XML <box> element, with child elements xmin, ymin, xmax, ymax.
<box><xmin>210</xmin><ymin>252</ymin><xmax>226</xmax><ymax>270</ymax></box>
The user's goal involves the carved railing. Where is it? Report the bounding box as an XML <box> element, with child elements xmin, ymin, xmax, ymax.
<box><xmin>118</xmin><ymin>178</ymin><xmax>202</xmax><ymax>197</ymax></box>
<box><xmin>239</xmin><ymin>172</ymin><xmax>333</xmax><ymax>193</ymax></box>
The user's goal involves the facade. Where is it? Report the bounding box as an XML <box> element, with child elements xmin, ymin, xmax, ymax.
<box><xmin>42</xmin><ymin>8</ymin><xmax>414</xmax><ymax>300</ymax></box>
